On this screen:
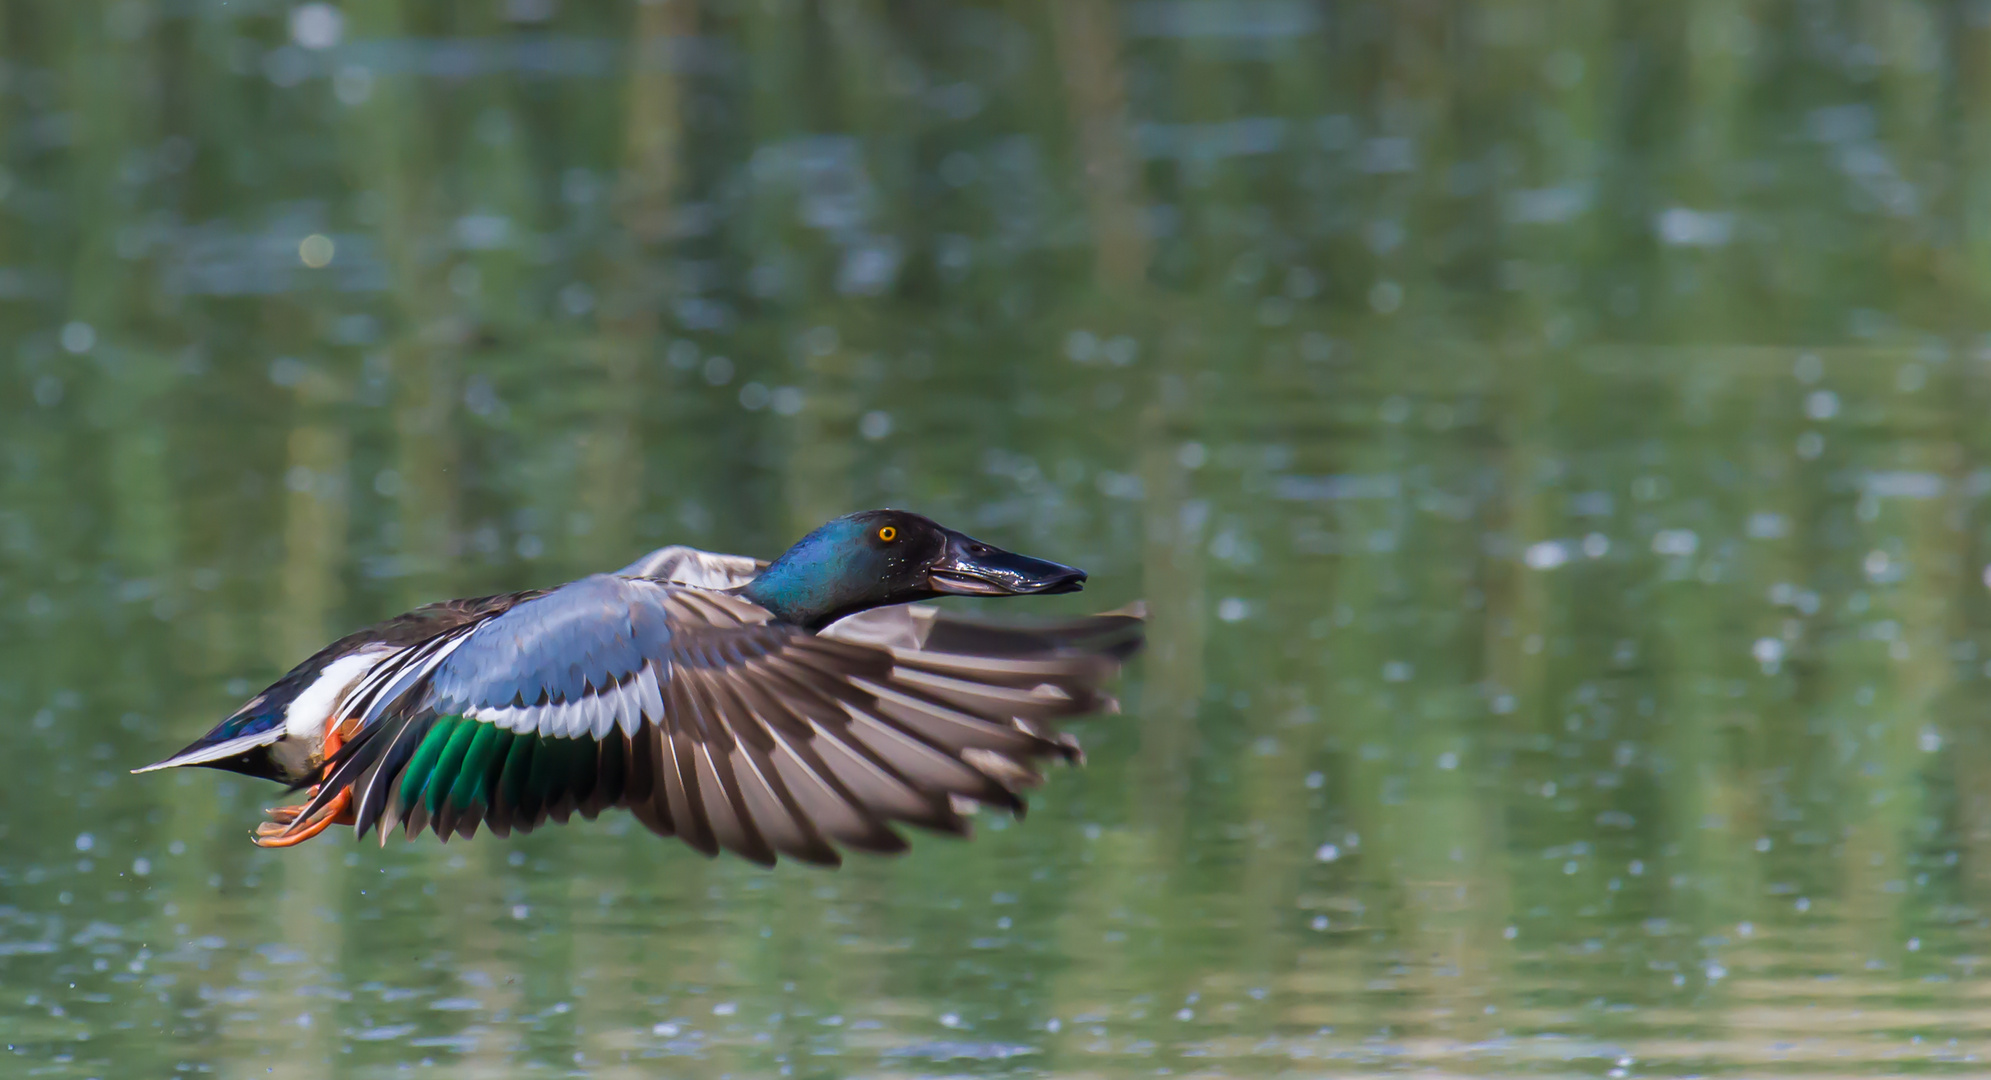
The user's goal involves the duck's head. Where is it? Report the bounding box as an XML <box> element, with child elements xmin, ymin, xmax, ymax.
<box><xmin>741</xmin><ymin>510</ymin><xmax>1087</xmax><ymax>630</ymax></box>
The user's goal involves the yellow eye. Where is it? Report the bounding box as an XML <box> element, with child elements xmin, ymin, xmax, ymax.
<box><xmin>878</xmin><ymin>526</ymin><xmax>897</xmax><ymax>542</ymax></box>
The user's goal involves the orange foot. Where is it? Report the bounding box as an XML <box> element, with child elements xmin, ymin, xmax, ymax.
<box><xmin>252</xmin><ymin>788</ymin><xmax>354</xmax><ymax>847</ymax></box>
<box><xmin>251</xmin><ymin>727</ymin><xmax>355</xmax><ymax>849</ymax></box>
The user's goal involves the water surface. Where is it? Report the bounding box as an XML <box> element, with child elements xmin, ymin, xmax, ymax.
<box><xmin>5</xmin><ymin>2</ymin><xmax>1991</xmax><ymax>1077</ymax></box>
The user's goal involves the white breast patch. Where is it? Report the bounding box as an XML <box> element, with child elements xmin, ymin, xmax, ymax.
<box><xmin>284</xmin><ymin>648</ymin><xmax>395</xmax><ymax>743</ymax></box>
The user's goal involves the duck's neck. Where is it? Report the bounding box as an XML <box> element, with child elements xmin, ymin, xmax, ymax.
<box><xmin>740</xmin><ymin>540</ymin><xmax>865</xmax><ymax>631</ymax></box>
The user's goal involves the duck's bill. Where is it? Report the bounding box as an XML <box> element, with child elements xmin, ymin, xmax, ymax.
<box><xmin>927</xmin><ymin>531</ymin><xmax>1087</xmax><ymax>597</ymax></box>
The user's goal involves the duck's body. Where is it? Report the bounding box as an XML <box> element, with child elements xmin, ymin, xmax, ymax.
<box><xmin>138</xmin><ymin>512</ymin><xmax>1140</xmax><ymax>867</ymax></box>
<box><xmin>135</xmin><ymin>546</ymin><xmax>755</xmax><ymax>787</ymax></box>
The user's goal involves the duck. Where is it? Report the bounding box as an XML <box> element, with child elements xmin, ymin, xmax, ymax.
<box><xmin>135</xmin><ymin>510</ymin><xmax>1143</xmax><ymax>867</ymax></box>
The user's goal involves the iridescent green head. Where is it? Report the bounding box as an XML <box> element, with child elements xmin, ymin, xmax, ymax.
<box><xmin>741</xmin><ymin>510</ymin><xmax>1087</xmax><ymax>630</ymax></box>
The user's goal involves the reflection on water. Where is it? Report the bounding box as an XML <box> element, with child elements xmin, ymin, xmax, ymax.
<box><xmin>6</xmin><ymin>2</ymin><xmax>1991</xmax><ymax>1076</ymax></box>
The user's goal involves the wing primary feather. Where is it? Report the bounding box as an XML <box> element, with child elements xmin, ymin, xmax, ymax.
<box><xmin>912</xmin><ymin>608</ymin><xmax>1144</xmax><ymax>659</ymax></box>
<box><xmin>730</xmin><ymin>684</ymin><xmax>904</xmax><ymax>847</ymax></box>
<box><xmin>837</xmin><ymin>704</ymin><xmax>1021</xmax><ymax>812</ymax></box>
<box><xmin>960</xmin><ymin>747</ymin><xmax>1043</xmax><ymax>794</ymax></box>
<box><xmin>801</xmin><ymin>717</ymin><xmax>963</xmax><ymax>835</ymax></box>
<box><xmin>664</xmin><ymin>727</ymin><xmax>717</xmax><ymax>853</ymax></box>
<box><xmin>628</xmin><ymin>725</ymin><xmax>676</xmax><ymax>839</ymax></box>
<box><xmin>721</xmin><ymin>657</ymin><xmax>923</xmax><ymax>846</ymax></box>
<box><xmin>695</xmin><ymin>736</ymin><xmax>774</xmax><ymax>864</ymax></box>
<box><xmin>851</xmin><ymin>678</ymin><xmax>1062</xmax><ymax>758</ymax></box>
<box><xmin>537</xmin><ymin>737</ymin><xmax>578</xmax><ymax>825</ymax></box>
<box><xmin>590</xmin><ymin>733</ymin><xmax>627</xmax><ymax>815</ymax></box>
<box><xmin>678</xmin><ymin>669</ymin><xmax>774</xmax><ymax>864</ymax></box>
<box><xmin>660</xmin><ymin>675</ymin><xmax>718</xmax><ymax>855</ymax></box>
<box><xmin>526</xmin><ymin>735</ymin><xmax>568</xmax><ymax>825</ymax></box>
<box><xmin>566</xmin><ymin>736</ymin><xmax>600</xmax><ymax>817</ymax></box>
<box><xmin>445</xmin><ymin>724</ymin><xmax>507</xmax><ymax>828</ymax></box>
<box><xmin>401</xmin><ymin>795</ymin><xmax>431</xmax><ymax>841</ymax></box>
<box><xmin>353</xmin><ymin>714</ymin><xmax>432</xmax><ymax>840</ymax></box>
<box><xmin>885</xmin><ymin>646</ymin><xmax>1115</xmax><ymax>686</ymax></box>
<box><xmin>761</xmin><ymin>724</ymin><xmax>908</xmax><ymax>854</ymax></box>
<box><xmin>425</xmin><ymin>719</ymin><xmax>483</xmax><ymax>829</ymax></box>
<box><xmin>877</xmin><ymin>667</ymin><xmax>1102</xmax><ymax>725</ymax></box>
<box><xmin>397</xmin><ymin>716</ymin><xmax>463</xmax><ymax>825</ymax></box>
<box><xmin>750</xmin><ymin>660</ymin><xmax>952</xmax><ymax>823</ymax></box>
<box><xmin>623</xmin><ymin>722</ymin><xmax>656</xmax><ymax>807</ymax></box>
<box><xmin>452</xmin><ymin>802</ymin><xmax>483</xmax><ymax>841</ymax></box>
<box><xmin>377</xmin><ymin>783</ymin><xmax>400</xmax><ymax>845</ymax></box>
<box><xmin>496</xmin><ymin>733</ymin><xmax>537</xmax><ymax>825</ymax></box>
<box><xmin>731</xmin><ymin>740</ymin><xmax>839</xmax><ymax>865</ymax></box>
<box><xmin>697</xmin><ymin>674</ymin><xmax>839</xmax><ymax>864</ymax></box>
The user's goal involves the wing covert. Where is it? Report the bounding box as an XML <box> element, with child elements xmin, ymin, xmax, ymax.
<box><xmin>428</xmin><ymin>574</ymin><xmax>676</xmax><ymax>722</ymax></box>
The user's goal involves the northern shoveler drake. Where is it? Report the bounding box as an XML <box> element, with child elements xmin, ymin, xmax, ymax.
<box><xmin>136</xmin><ymin>510</ymin><xmax>1142</xmax><ymax>867</ymax></box>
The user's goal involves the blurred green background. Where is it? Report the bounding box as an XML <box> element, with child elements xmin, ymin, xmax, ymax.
<box><xmin>6</xmin><ymin>0</ymin><xmax>1991</xmax><ymax>1076</ymax></box>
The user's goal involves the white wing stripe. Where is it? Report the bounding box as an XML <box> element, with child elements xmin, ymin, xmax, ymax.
<box><xmin>620</xmin><ymin>670</ymin><xmax>651</xmax><ymax>736</ymax></box>
<box><xmin>588</xmin><ymin>687</ymin><xmax>616</xmax><ymax>739</ymax></box>
<box><xmin>471</xmin><ymin>703</ymin><xmax>520</xmax><ymax>731</ymax></box>
<box><xmin>635</xmin><ymin>664</ymin><xmax>666</xmax><ymax>726</ymax></box>
<box><xmin>552</xmin><ymin>698</ymin><xmax>580</xmax><ymax>738</ymax></box>
<box><xmin>461</xmin><ymin>667</ymin><xmax>663</xmax><ymax>740</ymax></box>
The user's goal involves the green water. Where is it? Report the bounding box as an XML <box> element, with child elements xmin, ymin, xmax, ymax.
<box><xmin>6</xmin><ymin>1</ymin><xmax>1991</xmax><ymax>1076</ymax></box>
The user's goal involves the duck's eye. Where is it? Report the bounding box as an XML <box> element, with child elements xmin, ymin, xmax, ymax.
<box><xmin>878</xmin><ymin>526</ymin><xmax>897</xmax><ymax>542</ymax></box>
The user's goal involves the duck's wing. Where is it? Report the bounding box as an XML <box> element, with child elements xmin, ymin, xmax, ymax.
<box><xmin>822</xmin><ymin>601</ymin><xmax>1146</xmax><ymax>660</ymax></box>
<box><xmin>613</xmin><ymin>545</ymin><xmax>766</xmax><ymax>589</ymax></box>
<box><xmin>288</xmin><ymin>575</ymin><xmax>1137</xmax><ymax>867</ymax></box>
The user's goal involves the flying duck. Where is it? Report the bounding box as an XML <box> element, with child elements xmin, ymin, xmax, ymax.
<box><xmin>136</xmin><ymin>511</ymin><xmax>1142</xmax><ymax>867</ymax></box>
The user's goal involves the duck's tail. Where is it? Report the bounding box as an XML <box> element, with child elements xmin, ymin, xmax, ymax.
<box><xmin>131</xmin><ymin>712</ymin><xmax>287</xmax><ymax>779</ymax></box>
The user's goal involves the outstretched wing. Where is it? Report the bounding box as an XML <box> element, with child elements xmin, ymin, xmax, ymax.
<box><xmin>295</xmin><ymin>575</ymin><xmax>1135</xmax><ymax>867</ymax></box>
<box><xmin>820</xmin><ymin>601</ymin><xmax>1145</xmax><ymax>659</ymax></box>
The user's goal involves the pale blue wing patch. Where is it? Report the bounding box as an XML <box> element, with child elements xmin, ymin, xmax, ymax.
<box><xmin>424</xmin><ymin>576</ymin><xmax>760</xmax><ymax>739</ymax></box>
<box><xmin>429</xmin><ymin>575</ymin><xmax>672</xmax><ymax>712</ymax></box>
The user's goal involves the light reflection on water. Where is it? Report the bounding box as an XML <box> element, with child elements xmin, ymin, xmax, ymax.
<box><xmin>6</xmin><ymin>2</ymin><xmax>1991</xmax><ymax>1077</ymax></box>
